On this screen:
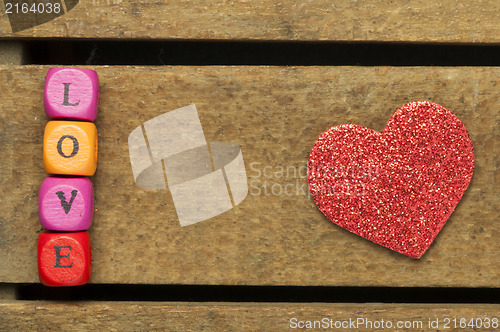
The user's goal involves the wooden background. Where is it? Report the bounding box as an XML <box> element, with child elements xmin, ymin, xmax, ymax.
<box><xmin>0</xmin><ymin>0</ymin><xmax>499</xmax><ymax>42</ymax></box>
<box><xmin>1</xmin><ymin>303</ymin><xmax>499</xmax><ymax>330</ymax></box>
<box><xmin>0</xmin><ymin>0</ymin><xmax>498</xmax><ymax>330</ymax></box>
<box><xmin>0</xmin><ymin>66</ymin><xmax>498</xmax><ymax>287</ymax></box>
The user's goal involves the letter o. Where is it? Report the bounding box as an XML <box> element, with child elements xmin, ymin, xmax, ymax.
<box><xmin>57</xmin><ymin>135</ymin><xmax>79</xmax><ymax>158</ymax></box>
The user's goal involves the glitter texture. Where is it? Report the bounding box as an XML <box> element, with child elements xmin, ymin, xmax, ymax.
<box><xmin>307</xmin><ymin>101</ymin><xmax>474</xmax><ymax>258</ymax></box>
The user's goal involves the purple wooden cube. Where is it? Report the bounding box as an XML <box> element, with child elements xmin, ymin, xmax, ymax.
<box><xmin>44</xmin><ymin>68</ymin><xmax>99</xmax><ymax>121</ymax></box>
<box><xmin>39</xmin><ymin>176</ymin><xmax>94</xmax><ymax>231</ymax></box>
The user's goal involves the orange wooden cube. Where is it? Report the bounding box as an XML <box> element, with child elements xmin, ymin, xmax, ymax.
<box><xmin>43</xmin><ymin>121</ymin><xmax>98</xmax><ymax>176</ymax></box>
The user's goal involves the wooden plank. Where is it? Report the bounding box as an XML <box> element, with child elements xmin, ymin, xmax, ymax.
<box><xmin>0</xmin><ymin>1</ymin><xmax>498</xmax><ymax>43</ymax></box>
<box><xmin>0</xmin><ymin>302</ymin><xmax>499</xmax><ymax>331</ymax></box>
<box><xmin>0</xmin><ymin>66</ymin><xmax>498</xmax><ymax>287</ymax></box>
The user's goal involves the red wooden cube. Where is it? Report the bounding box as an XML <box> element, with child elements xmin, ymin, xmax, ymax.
<box><xmin>38</xmin><ymin>231</ymin><xmax>92</xmax><ymax>287</ymax></box>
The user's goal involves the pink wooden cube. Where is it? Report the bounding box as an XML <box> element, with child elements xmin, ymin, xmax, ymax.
<box><xmin>39</xmin><ymin>176</ymin><xmax>94</xmax><ymax>231</ymax></box>
<box><xmin>44</xmin><ymin>68</ymin><xmax>99</xmax><ymax>121</ymax></box>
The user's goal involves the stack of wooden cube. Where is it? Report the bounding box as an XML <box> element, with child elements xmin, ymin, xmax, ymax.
<box><xmin>37</xmin><ymin>68</ymin><xmax>99</xmax><ymax>287</ymax></box>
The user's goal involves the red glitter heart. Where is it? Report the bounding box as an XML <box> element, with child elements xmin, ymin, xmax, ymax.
<box><xmin>307</xmin><ymin>101</ymin><xmax>474</xmax><ymax>258</ymax></box>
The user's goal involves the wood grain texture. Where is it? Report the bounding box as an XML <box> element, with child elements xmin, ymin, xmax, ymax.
<box><xmin>0</xmin><ymin>1</ymin><xmax>499</xmax><ymax>43</ymax></box>
<box><xmin>0</xmin><ymin>66</ymin><xmax>498</xmax><ymax>286</ymax></box>
<box><xmin>0</xmin><ymin>302</ymin><xmax>499</xmax><ymax>331</ymax></box>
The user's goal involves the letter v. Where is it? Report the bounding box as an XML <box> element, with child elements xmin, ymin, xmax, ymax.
<box><xmin>56</xmin><ymin>190</ymin><xmax>78</xmax><ymax>214</ymax></box>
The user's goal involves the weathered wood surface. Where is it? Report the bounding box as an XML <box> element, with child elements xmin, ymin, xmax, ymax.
<box><xmin>0</xmin><ymin>66</ymin><xmax>498</xmax><ymax>286</ymax></box>
<box><xmin>1</xmin><ymin>302</ymin><xmax>499</xmax><ymax>331</ymax></box>
<box><xmin>0</xmin><ymin>1</ymin><xmax>499</xmax><ymax>43</ymax></box>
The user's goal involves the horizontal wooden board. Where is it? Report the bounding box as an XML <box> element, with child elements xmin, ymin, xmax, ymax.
<box><xmin>1</xmin><ymin>302</ymin><xmax>499</xmax><ymax>331</ymax></box>
<box><xmin>0</xmin><ymin>1</ymin><xmax>499</xmax><ymax>42</ymax></box>
<box><xmin>0</xmin><ymin>66</ymin><xmax>498</xmax><ymax>287</ymax></box>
